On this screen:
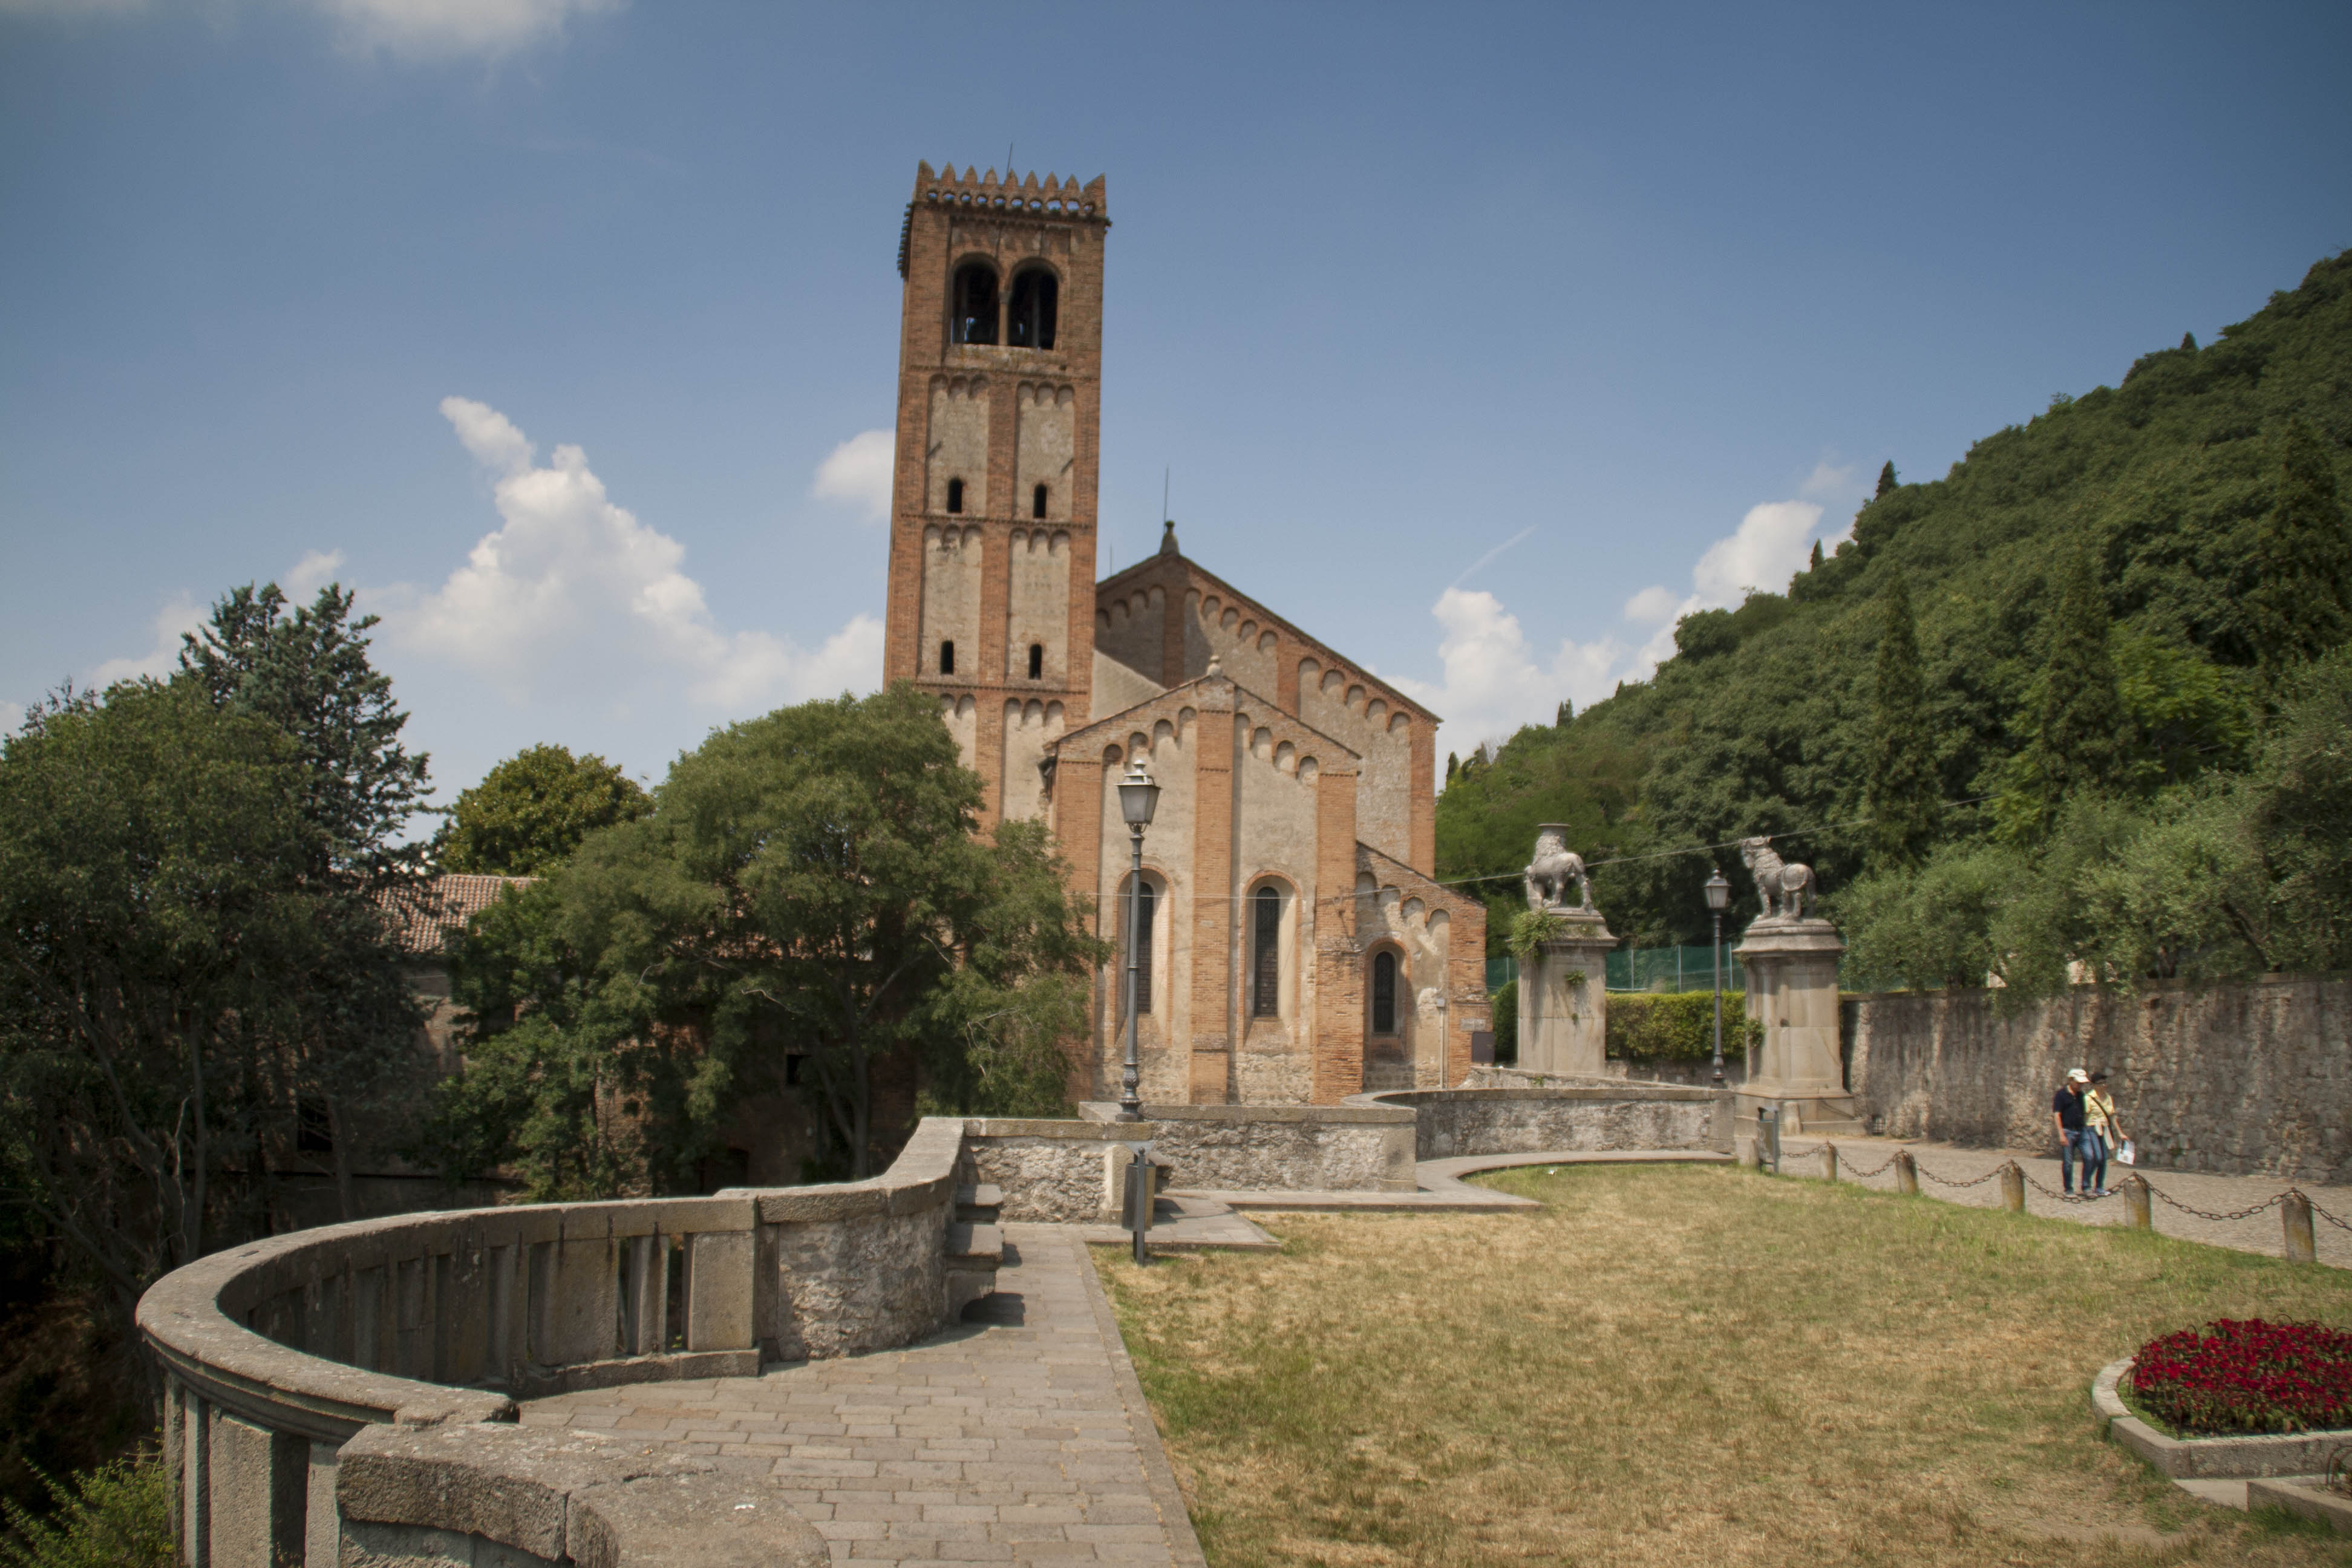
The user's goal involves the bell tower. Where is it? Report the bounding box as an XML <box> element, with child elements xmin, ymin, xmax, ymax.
<box><xmin>883</xmin><ymin>162</ymin><xmax>1108</xmax><ymax>829</ymax></box>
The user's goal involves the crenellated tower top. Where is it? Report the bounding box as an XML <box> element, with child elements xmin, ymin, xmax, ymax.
<box><xmin>900</xmin><ymin>164</ymin><xmax>1107</xmax><ymax>275</ymax></box>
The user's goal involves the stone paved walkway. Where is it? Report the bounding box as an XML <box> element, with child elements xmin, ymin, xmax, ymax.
<box><xmin>1779</xmin><ymin>1137</ymin><xmax>2352</xmax><ymax>1269</ymax></box>
<box><xmin>518</xmin><ymin>1224</ymin><xmax>1206</xmax><ymax>1566</ymax></box>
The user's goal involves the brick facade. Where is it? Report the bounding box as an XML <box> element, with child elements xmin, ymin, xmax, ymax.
<box><xmin>881</xmin><ymin>163</ymin><xmax>1484</xmax><ymax>1105</ymax></box>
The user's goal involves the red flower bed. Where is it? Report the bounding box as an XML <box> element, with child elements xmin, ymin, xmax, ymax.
<box><xmin>2128</xmin><ymin>1319</ymin><xmax>2352</xmax><ymax>1436</ymax></box>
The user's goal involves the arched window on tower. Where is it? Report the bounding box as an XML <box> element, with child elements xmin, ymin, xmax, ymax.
<box><xmin>1032</xmin><ymin>483</ymin><xmax>1048</xmax><ymax>520</ymax></box>
<box><xmin>1028</xmin><ymin>643</ymin><xmax>1044</xmax><ymax>679</ymax></box>
<box><xmin>946</xmin><ymin>477</ymin><xmax>964</xmax><ymax>514</ymax></box>
<box><xmin>939</xmin><ymin>640</ymin><xmax>956</xmax><ymax>675</ymax></box>
<box><xmin>1371</xmin><ymin>950</ymin><xmax>1397</xmax><ymax>1034</ymax></box>
<box><xmin>952</xmin><ymin>263</ymin><xmax>998</xmax><ymax>345</ymax></box>
<box><xmin>1252</xmin><ymin>886</ymin><xmax>1282</xmax><ymax>1018</ymax></box>
<box><xmin>1007</xmin><ymin>267</ymin><xmax>1057</xmax><ymax>349</ymax></box>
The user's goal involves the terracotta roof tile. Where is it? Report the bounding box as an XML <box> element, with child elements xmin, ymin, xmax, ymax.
<box><xmin>377</xmin><ymin>872</ymin><xmax>532</xmax><ymax>956</ymax></box>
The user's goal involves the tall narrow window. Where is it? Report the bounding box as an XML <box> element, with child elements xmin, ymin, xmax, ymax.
<box><xmin>952</xmin><ymin>263</ymin><xmax>998</xmax><ymax>345</ymax></box>
<box><xmin>1371</xmin><ymin>950</ymin><xmax>1397</xmax><ymax>1034</ymax></box>
<box><xmin>1027</xmin><ymin>642</ymin><xmax>1044</xmax><ymax>679</ymax></box>
<box><xmin>939</xmin><ymin>640</ymin><xmax>955</xmax><ymax>675</ymax></box>
<box><xmin>946</xmin><ymin>477</ymin><xmax>964</xmax><ymax>514</ymax></box>
<box><xmin>1007</xmin><ymin>267</ymin><xmax>1058</xmax><ymax>349</ymax></box>
<box><xmin>1032</xmin><ymin>483</ymin><xmax>1048</xmax><ymax>520</ymax></box>
<box><xmin>1129</xmin><ymin>881</ymin><xmax>1155</xmax><ymax>1014</ymax></box>
<box><xmin>1252</xmin><ymin>886</ymin><xmax>1281</xmax><ymax>1017</ymax></box>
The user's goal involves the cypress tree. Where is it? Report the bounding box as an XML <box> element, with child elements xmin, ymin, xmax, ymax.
<box><xmin>1865</xmin><ymin>570</ymin><xmax>1941</xmax><ymax>866</ymax></box>
<box><xmin>1809</xmin><ymin>539</ymin><xmax>1824</xmax><ymax>572</ymax></box>
<box><xmin>2030</xmin><ymin>546</ymin><xmax>2126</xmax><ymax>802</ymax></box>
<box><xmin>1555</xmin><ymin>699</ymin><xmax>1573</xmax><ymax>727</ymax></box>
<box><xmin>2180</xmin><ymin>332</ymin><xmax>2197</xmax><ymax>351</ymax></box>
<box><xmin>1446</xmin><ymin>751</ymin><xmax>1460</xmax><ymax>786</ymax></box>
<box><xmin>2247</xmin><ymin>417</ymin><xmax>2350</xmax><ymax>684</ymax></box>
<box><xmin>1875</xmin><ymin>461</ymin><xmax>1898</xmax><ymax>498</ymax></box>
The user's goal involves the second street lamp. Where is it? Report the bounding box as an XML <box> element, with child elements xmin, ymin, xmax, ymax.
<box><xmin>1115</xmin><ymin>757</ymin><xmax>1161</xmax><ymax>1123</ymax></box>
<box><xmin>1704</xmin><ymin>867</ymin><xmax>1731</xmax><ymax>1088</ymax></box>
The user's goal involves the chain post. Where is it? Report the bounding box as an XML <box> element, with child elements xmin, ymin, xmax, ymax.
<box><xmin>1999</xmin><ymin>1161</ymin><xmax>2025</xmax><ymax>1214</ymax></box>
<box><xmin>2122</xmin><ymin>1173</ymin><xmax>2152</xmax><ymax>1230</ymax></box>
<box><xmin>1821</xmin><ymin>1143</ymin><xmax>1838</xmax><ymax>1184</ymax></box>
<box><xmin>1894</xmin><ymin>1149</ymin><xmax>1918</xmax><ymax>1195</ymax></box>
<box><xmin>2284</xmin><ymin>1190</ymin><xmax>2317</xmax><ymax>1264</ymax></box>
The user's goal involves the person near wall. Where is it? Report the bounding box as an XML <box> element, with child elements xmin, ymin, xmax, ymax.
<box><xmin>2083</xmin><ymin>1071</ymin><xmax>2126</xmax><ymax>1197</ymax></box>
<box><xmin>2053</xmin><ymin>1068</ymin><xmax>2094</xmax><ymax>1196</ymax></box>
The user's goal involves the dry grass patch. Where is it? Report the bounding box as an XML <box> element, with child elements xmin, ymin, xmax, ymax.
<box><xmin>1096</xmin><ymin>1163</ymin><xmax>2352</xmax><ymax>1568</ymax></box>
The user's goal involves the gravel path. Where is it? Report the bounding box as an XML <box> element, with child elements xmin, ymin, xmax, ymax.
<box><xmin>1779</xmin><ymin>1136</ymin><xmax>2352</xmax><ymax>1269</ymax></box>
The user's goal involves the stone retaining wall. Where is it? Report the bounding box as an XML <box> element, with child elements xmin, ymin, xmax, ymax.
<box><xmin>1357</xmin><ymin>1084</ymin><xmax>1730</xmax><ymax>1161</ymax></box>
<box><xmin>1847</xmin><ymin>975</ymin><xmax>2351</xmax><ymax>1185</ymax></box>
<box><xmin>961</xmin><ymin>1104</ymin><xmax>1417</xmax><ymax>1218</ymax></box>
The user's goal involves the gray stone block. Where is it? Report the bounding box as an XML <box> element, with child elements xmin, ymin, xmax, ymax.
<box><xmin>686</xmin><ymin>1232</ymin><xmax>755</xmax><ymax>1353</ymax></box>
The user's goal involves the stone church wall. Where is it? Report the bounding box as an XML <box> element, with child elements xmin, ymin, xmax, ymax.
<box><xmin>1004</xmin><ymin>527</ymin><xmax>1071</xmax><ymax>685</ymax></box>
<box><xmin>1095</xmin><ymin>583</ymin><xmax>1163</xmax><ymax>686</ymax></box>
<box><xmin>924</xmin><ymin>376</ymin><xmax>988</xmax><ymax>515</ymax></box>
<box><xmin>997</xmin><ymin>698</ymin><xmax>1065</xmax><ymax>823</ymax></box>
<box><xmin>1094</xmin><ymin>710</ymin><xmax>1200</xmax><ymax>1105</ymax></box>
<box><xmin>1014</xmin><ymin>382</ymin><xmax>1074</xmax><ymax>523</ymax></box>
<box><xmin>918</xmin><ymin>524</ymin><xmax>982</xmax><ymax>681</ymax></box>
<box><xmin>1299</xmin><ymin>658</ymin><xmax>1416</xmax><ymax>866</ymax></box>
<box><xmin>1232</xmin><ymin>709</ymin><xmax>1326</xmax><ymax>1103</ymax></box>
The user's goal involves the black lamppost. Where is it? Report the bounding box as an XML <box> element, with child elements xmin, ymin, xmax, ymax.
<box><xmin>1705</xmin><ymin>868</ymin><xmax>1731</xmax><ymax>1088</ymax></box>
<box><xmin>1115</xmin><ymin>757</ymin><xmax>1161</xmax><ymax>1123</ymax></box>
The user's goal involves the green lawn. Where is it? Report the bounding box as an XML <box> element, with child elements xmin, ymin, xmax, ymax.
<box><xmin>1096</xmin><ymin>1163</ymin><xmax>2352</xmax><ymax>1568</ymax></box>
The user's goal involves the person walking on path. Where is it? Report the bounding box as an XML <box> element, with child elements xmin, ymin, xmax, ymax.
<box><xmin>2083</xmin><ymin>1072</ymin><xmax>2126</xmax><ymax>1197</ymax></box>
<box><xmin>2054</xmin><ymin>1068</ymin><xmax>2094</xmax><ymax>1195</ymax></box>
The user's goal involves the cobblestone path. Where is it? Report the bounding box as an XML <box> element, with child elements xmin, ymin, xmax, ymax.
<box><xmin>518</xmin><ymin>1224</ymin><xmax>1205</xmax><ymax>1566</ymax></box>
<box><xmin>1779</xmin><ymin>1137</ymin><xmax>2352</xmax><ymax>1269</ymax></box>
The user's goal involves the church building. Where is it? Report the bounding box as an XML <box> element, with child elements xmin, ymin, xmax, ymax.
<box><xmin>881</xmin><ymin>163</ymin><xmax>1491</xmax><ymax>1106</ymax></box>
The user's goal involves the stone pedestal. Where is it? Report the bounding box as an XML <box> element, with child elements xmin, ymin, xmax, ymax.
<box><xmin>1732</xmin><ymin>916</ymin><xmax>1860</xmax><ymax>1133</ymax></box>
<box><xmin>1516</xmin><ymin>913</ymin><xmax>1615</xmax><ymax>1078</ymax></box>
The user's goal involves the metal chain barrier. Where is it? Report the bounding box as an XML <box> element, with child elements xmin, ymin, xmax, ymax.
<box><xmin>1835</xmin><ymin>1151</ymin><xmax>1901</xmax><ymax>1180</ymax></box>
<box><xmin>2019</xmin><ymin>1168</ymin><xmax>2115</xmax><ymax>1205</ymax></box>
<box><xmin>1915</xmin><ymin>1163</ymin><xmax>2007</xmax><ymax>1190</ymax></box>
<box><xmin>2311</xmin><ymin>1199</ymin><xmax>2352</xmax><ymax>1234</ymax></box>
<box><xmin>2143</xmin><ymin>1183</ymin><xmax>2288</xmax><ymax>1223</ymax></box>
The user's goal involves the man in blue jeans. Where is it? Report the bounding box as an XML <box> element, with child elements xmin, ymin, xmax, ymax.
<box><xmin>2053</xmin><ymin>1068</ymin><xmax>2092</xmax><ymax>1195</ymax></box>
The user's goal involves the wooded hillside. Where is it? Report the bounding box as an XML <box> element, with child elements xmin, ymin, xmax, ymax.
<box><xmin>1439</xmin><ymin>252</ymin><xmax>2352</xmax><ymax>982</ymax></box>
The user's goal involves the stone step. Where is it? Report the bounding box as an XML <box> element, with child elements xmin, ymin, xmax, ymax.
<box><xmin>955</xmin><ymin>1183</ymin><xmax>1003</xmax><ymax>1223</ymax></box>
<box><xmin>1360</xmin><ymin>1062</ymin><xmax>1417</xmax><ymax>1091</ymax></box>
<box><xmin>944</xmin><ymin>1220</ymin><xmax>1004</xmax><ymax>1319</ymax></box>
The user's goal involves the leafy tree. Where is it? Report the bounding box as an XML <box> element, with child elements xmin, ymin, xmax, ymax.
<box><xmin>1875</xmin><ymin>460</ymin><xmax>1898</xmax><ymax>498</ymax></box>
<box><xmin>1554</xmin><ymin>699</ymin><xmax>1573</xmax><ymax>727</ymax></box>
<box><xmin>439</xmin><ymin>744</ymin><xmax>650</xmax><ymax>876</ymax></box>
<box><xmin>2246</xmin><ymin>417</ymin><xmax>2350</xmax><ymax>685</ymax></box>
<box><xmin>1994</xmin><ymin>547</ymin><xmax>2126</xmax><ymax>840</ymax></box>
<box><xmin>2245</xmin><ymin>645</ymin><xmax>2352</xmax><ymax>970</ymax></box>
<box><xmin>1809</xmin><ymin>538</ymin><xmax>1824</xmax><ymax>572</ymax></box>
<box><xmin>431</xmin><ymin>685</ymin><xmax>1106</xmax><ymax>1187</ymax></box>
<box><xmin>0</xmin><ymin>681</ymin><xmax>310</xmax><ymax>1309</ymax></box>
<box><xmin>1865</xmin><ymin>572</ymin><xmax>1941</xmax><ymax>867</ymax></box>
<box><xmin>178</xmin><ymin>583</ymin><xmax>434</xmax><ymax>1218</ymax></box>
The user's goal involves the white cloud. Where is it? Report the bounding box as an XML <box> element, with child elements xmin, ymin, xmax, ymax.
<box><xmin>1410</xmin><ymin>471</ymin><xmax>1861</xmax><ymax>775</ymax></box>
<box><xmin>87</xmin><ymin>593</ymin><xmax>204</xmax><ymax>689</ymax></box>
<box><xmin>390</xmin><ymin>396</ymin><xmax>881</xmax><ymax>711</ymax></box>
<box><xmin>0</xmin><ymin>702</ymin><xmax>23</xmax><ymax>736</ymax></box>
<box><xmin>1799</xmin><ymin>459</ymin><xmax>1860</xmax><ymax>500</ymax></box>
<box><xmin>286</xmin><ymin>549</ymin><xmax>347</xmax><ymax>599</ymax></box>
<box><xmin>309</xmin><ymin>0</ymin><xmax>619</xmax><ymax>59</ymax></box>
<box><xmin>1388</xmin><ymin>587</ymin><xmax>1627</xmax><ymax>766</ymax></box>
<box><xmin>811</xmin><ymin>430</ymin><xmax>895</xmax><ymax>524</ymax></box>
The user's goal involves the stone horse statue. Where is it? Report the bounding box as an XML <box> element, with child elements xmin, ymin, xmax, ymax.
<box><xmin>1523</xmin><ymin>825</ymin><xmax>1594</xmax><ymax>913</ymax></box>
<box><xmin>1739</xmin><ymin>836</ymin><xmax>1815</xmax><ymax>920</ymax></box>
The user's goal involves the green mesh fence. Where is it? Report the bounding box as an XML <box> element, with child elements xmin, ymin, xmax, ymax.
<box><xmin>1606</xmin><ymin>946</ymin><xmax>1746</xmax><ymax>993</ymax></box>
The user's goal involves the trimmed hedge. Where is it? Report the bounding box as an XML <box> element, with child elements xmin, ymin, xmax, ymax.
<box><xmin>1606</xmin><ymin>990</ymin><xmax>1757</xmax><ymax>1062</ymax></box>
<box><xmin>1490</xmin><ymin>979</ymin><xmax>1518</xmax><ymax>1065</ymax></box>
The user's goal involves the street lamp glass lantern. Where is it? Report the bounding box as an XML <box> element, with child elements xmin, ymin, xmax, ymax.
<box><xmin>1118</xmin><ymin>758</ymin><xmax>1161</xmax><ymax>827</ymax></box>
<box><xmin>1704</xmin><ymin>868</ymin><xmax>1730</xmax><ymax>913</ymax></box>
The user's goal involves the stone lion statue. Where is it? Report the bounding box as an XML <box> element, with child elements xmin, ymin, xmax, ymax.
<box><xmin>1523</xmin><ymin>825</ymin><xmax>1593</xmax><ymax>912</ymax></box>
<box><xmin>1739</xmin><ymin>835</ymin><xmax>1815</xmax><ymax>920</ymax></box>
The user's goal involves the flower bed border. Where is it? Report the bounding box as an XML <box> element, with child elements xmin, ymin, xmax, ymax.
<box><xmin>2091</xmin><ymin>1357</ymin><xmax>2352</xmax><ymax>1479</ymax></box>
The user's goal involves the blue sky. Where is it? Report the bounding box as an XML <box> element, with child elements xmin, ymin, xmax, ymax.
<box><xmin>4</xmin><ymin>1</ymin><xmax>2348</xmax><ymax>803</ymax></box>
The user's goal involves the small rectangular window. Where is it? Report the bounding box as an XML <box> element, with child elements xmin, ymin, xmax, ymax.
<box><xmin>1252</xmin><ymin>888</ymin><xmax>1281</xmax><ymax>1017</ymax></box>
<box><xmin>1033</xmin><ymin>483</ymin><xmax>1048</xmax><ymax>520</ymax></box>
<box><xmin>940</xmin><ymin>640</ymin><xmax>956</xmax><ymax>675</ymax></box>
<box><xmin>946</xmin><ymin>477</ymin><xmax>964</xmax><ymax>514</ymax></box>
<box><xmin>1028</xmin><ymin>643</ymin><xmax>1044</xmax><ymax>679</ymax></box>
<box><xmin>1129</xmin><ymin>882</ymin><xmax>1155</xmax><ymax>1015</ymax></box>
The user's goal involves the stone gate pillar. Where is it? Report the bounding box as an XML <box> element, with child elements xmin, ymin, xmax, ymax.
<box><xmin>1517</xmin><ymin>912</ymin><xmax>1615</xmax><ymax>1077</ymax></box>
<box><xmin>1732</xmin><ymin>912</ymin><xmax>1860</xmax><ymax>1134</ymax></box>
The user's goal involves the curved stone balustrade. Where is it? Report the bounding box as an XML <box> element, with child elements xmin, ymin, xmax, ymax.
<box><xmin>137</xmin><ymin>1117</ymin><xmax>982</xmax><ymax>1567</ymax></box>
